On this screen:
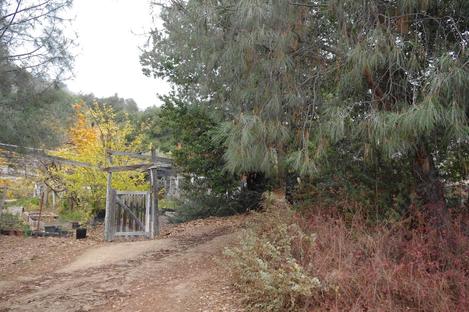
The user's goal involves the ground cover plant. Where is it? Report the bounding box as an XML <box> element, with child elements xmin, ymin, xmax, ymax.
<box><xmin>227</xmin><ymin>198</ymin><xmax>469</xmax><ymax>311</ymax></box>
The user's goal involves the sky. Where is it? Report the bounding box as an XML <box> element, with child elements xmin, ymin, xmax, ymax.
<box><xmin>66</xmin><ymin>0</ymin><xmax>171</xmax><ymax>110</ymax></box>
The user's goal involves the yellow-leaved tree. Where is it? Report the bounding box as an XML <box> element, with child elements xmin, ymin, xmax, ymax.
<box><xmin>51</xmin><ymin>101</ymin><xmax>147</xmax><ymax>219</ymax></box>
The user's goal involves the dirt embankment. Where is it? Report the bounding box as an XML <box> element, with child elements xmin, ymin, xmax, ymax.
<box><xmin>0</xmin><ymin>216</ymin><xmax>247</xmax><ymax>312</ymax></box>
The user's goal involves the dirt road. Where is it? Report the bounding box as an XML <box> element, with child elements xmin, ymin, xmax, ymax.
<box><xmin>0</xmin><ymin>216</ymin><xmax>246</xmax><ymax>312</ymax></box>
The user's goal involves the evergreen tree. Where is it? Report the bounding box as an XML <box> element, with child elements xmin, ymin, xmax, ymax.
<box><xmin>142</xmin><ymin>0</ymin><xmax>324</xmax><ymax>177</ymax></box>
<box><xmin>0</xmin><ymin>80</ymin><xmax>75</xmax><ymax>147</ymax></box>
<box><xmin>0</xmin><ymin>0</ymin><xmax>76</xmax><ymax>147</ymax></box>
<box><xmin>143</xmin><ymin>0</ymin><xmax>468</xmax><ymax>219</ymax></box>
<box><xmin>320</xmin><ymin>0</ymin><xmax>468</xmax><ymax>220</ymax></box>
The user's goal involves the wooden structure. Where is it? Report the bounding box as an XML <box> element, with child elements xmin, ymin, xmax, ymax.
<box><xmin>103</xmin><ymin>148</ymin><xmax>174</xmax><ymax>241</ymax></box>
<box><xmin>0</xmin><ymin>142</ymin><xmax>176</xmax><ymax>241</ymax></box>
<box><xmin>108</xmin><ymin>190</ymin><xmax>151</xmax><ymax>238</ymax></box>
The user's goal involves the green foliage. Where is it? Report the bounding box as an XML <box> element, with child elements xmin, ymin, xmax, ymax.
<box><xmin>169</xmin><ymin>181</ymin><xmax>266</xmax><ymax>223</ymax></box>
<box><xmin>437</xmin><ymin>140</ymin><xmax>469</xmax><ymax>183</ymax></box>
<box><xmin>22</xmin><ymin>223</ymin><xmax>32</xmax><ymax>237</ymax></box>
<box><xmin>58</xmin><ymin>206</ymin><xmax>88</xmax><ymax>222</ymax></box>
<box><xmin>155</xmin><ymin>96</ymin><xmax>265</xmax><ymax>222</ymax></box>
<box><xmin>290</xmin><ymin>140</ymin><xmax>415</xmax><ymax>222</ymax></box>
<box><xmin>144</xmin><ymin>0</ymin><xmax>468</xmax><ymax>215</ymax></box>
<box><xmin>140</xmin><ymin>105</ymin><xmax>175</xmax><ymax>153</ymax></box>
<box><xmin>142</xmin><ymin>0</ymin><xmax>321</xmax><ymax>177</ymax></box>
<box><xmin>79</xmin><ymin>93</ymin><xmax>140</xmax><ymax>124</ymax></box>
<box><xmin>159</xmin><ymin>198</ymin><xmax>177</xmax><ymax>210</ymax></box>
<box><xmin>169</xmin><ymin>190</ymin><xmax>243</xmax><ymax>223</ymax></box>
<box><xmin>225</xmin><ymin>204</ymin><xmax>322</xmax><ymax>311</ymax></box>
<box><xmin>159</xmin><ymin>97</ymin><xmax>234</xmax><ymax>180</ymax></box>
<box><xmin>7</xmin><ymin>197</ymin><xmax>40</xmax><ymax>211</ymax></box>
<box><xmin>0</xmin><ymin>83</ymin><xmax>76</xmax><ymax>147</ymax></box>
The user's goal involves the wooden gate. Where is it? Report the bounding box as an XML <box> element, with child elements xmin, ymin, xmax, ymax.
<box><xmin>103</xmin><ymin>148</ymin><xmax>175</xmax><ymax>241</ymax></box>
<box><xmin>108</xmin><ymin>190</ymin><xmax>152</xmax><ymax>240</ymax></box>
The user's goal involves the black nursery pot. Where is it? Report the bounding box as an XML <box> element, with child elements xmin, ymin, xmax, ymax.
<box><xmin>44</xmin><ymin>225</ymin><xmax>58</xmax><ymax>233</ymax></box>
<box><xmin>76</xmin><ymin>228</ymin><xmax>87</xmax><ymax>239</ymax></box>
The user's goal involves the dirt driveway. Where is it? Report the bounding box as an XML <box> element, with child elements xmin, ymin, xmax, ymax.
<box><xmin>0</xmin><ymin>216</ymin><xmax>246</xmax><ymax>312</ymax></box>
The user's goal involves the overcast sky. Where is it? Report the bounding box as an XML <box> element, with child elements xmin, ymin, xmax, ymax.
<box><xmin>66</xmin><ymin>0</ymin><xmax>170</xmax><ymax>110</ymax></box>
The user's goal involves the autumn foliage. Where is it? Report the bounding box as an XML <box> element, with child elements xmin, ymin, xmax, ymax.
<box><xmin>50</xmin><ymin>101</ymin><xmax>146</xmax><ymax>217</ymax></box>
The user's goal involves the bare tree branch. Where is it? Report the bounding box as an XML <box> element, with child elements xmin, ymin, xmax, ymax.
<box><xmin>0</xmin><ymin>0</ymin><xmax>22</xmax><ymax>40</ymax></box>
<box><xmin>0</xmin><ymin>0</ymin><xmax>50</xmax><ymax>21</ymax></box>
<box><xmin>2</xmin><ymin>45</ymin><xmax>44</xmax><ymax>60</ymax></box>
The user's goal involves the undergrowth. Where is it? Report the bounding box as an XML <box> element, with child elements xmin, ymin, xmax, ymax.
<box><xmin>170</xmin><ymin>188</ymin><xmax>263</xmax><ymax>223</ymax></box>
<box><xmin>226</xmin><ymin>199</ymin><xmax>469</xmax><ymax>311</ymax></box>
<box><xmin>58</xmin><ymin>207</ymin><xmax>89</xmax><ymax>222</ymax></box>
<box><xmin>225</xmin><ymin>201</ymin><xmax>322</xmax><ymax>311</ymax></box>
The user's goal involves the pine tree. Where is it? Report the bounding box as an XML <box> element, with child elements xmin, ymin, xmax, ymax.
<box><xmin>143</xmin><ymin>0</ymin><xmax>469</xmax><ymax>219</ymax></box>
<box><xmin>320</xmin><ymin>0</ymin><xmax>469</xmax><ymax>221</ymax></box>
<box><xmin>142</xmin><ymin>0</ymin><xmax>325</xmax><ymax>177</ymax></box>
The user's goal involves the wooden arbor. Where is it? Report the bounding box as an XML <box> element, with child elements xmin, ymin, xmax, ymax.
<box><xmin>103</xmin><ymin>149</ymin><xmax>173</xmax><ymax>241</ymax></box>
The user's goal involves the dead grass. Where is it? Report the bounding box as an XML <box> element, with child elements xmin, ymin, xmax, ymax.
<box><xmin>228</xmin><ymin>199</ymin><xmax>469</xmax><ymax>311</ymax></box>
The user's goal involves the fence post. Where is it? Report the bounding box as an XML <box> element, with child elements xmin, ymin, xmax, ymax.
<box><xmin>104</xmin><ymin>153</ymin><xmax>113</xmax><ymax>241</ymax></box>
<box><xmin>0</xmin><ymin>186</ymin><xmax>7</xmax><ymax>213</ymax></box>
<box><xmin>145</xmin><ymin>191</ymin><xmax>151</xmax><ymax>235</ymax></box>
<box><xmin>150</xmin><ymin>148</ymin><xmax>160</xmax><ymax>238</ymax></box>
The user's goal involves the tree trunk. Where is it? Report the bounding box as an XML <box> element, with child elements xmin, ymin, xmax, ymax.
<box><xmin>412</xmin><ymin>144</ymin><xmax>447</xmax><ymax>226</ymax></box>
<box><xmin>285</xmin><ymin>172</ymin><xmax>299</xmax><ymax>205</ymax></box>
<box><xmin>245</xmin><ymin>172</ymin><xmax>267</xmax><ymax>210</ymax></box>
<box><xmin>246</xmin><ymin>172</ymin><xmax>266</xmax><ymax>193</ymax></box>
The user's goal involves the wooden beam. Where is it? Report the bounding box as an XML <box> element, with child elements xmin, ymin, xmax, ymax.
<box><xmin>114</xmin><ymin>231</ymin><xmax>147</xmax><ymax>237</ymax></box>
<box><xmin>36</xmin><ymin>192</ymin><xmax>45</xmax><ymax>231</ymax></box>
<box><xmin>0</xmin><ymin>142</ymin><xmax>95</xmax><ymax>168</ymax></box>
<box><xmin>115</xmin><ymin>191</ymin><xmax>149</xmax><ymax>195</ymax></box>
<box><xmin>145</xmin><ymin>191</ymin><xmax>151</xmax><ymax>235</ymax></box>
<box><xmin>106</xmin><ymin>149</ymin><xmax>152</xmax><ymax>160</ymax></box>
<box><xmin>0</xmin><ymin>143</ymin><xmax>174</xmax><ymax>173</ymax></box>
<box><xmin>36</xmin><ymin>154</ymin><xmax>95</xmax><ymax>168</ymax></box>
<box><xmin>102</xmin><ymin>163</ymin><xmax>175</xmax><ymax>174</ymax></box>
<box><xmin>104</xmin><ymin>154</ymin><xmax>114</xmax><ymax>241</ymax></box>
<box><xmin>150</xmin><ymin>148</ymin><xmax>160</xmax><ymax>238</ymax></box>
<box><xmin>156</xmin><ymin>168</ymin><xmax>177</xmax><ymax>177</ymax></box>
<box><xmin>102</xmin><ymin>163</ymin><xmax>153</xmax><ymax>172</ymax></box>
<box><xmin>106</xmin><ymin>149</ymin><xmax>172</xmax><ymax>164</ymax></box>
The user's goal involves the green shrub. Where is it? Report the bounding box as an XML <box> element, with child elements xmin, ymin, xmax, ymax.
<box><xmin>58</xmin><ymin>208</ymin><xmax>88</xmax><ymax>222</ymax></box>
<box><xmin>225</xmin><ymin>204</ymin><xmax>323</xmax><ymax>311</ymax></box>
<box><xmin>22</xmin><ymin>223</ymin><xmax>32</xmax><ymax>236</ymax></box>
<box><xmin>7</xmin><ymin>197</ymin><xmax>40</xmax><ymax>210</ymax></box>
<box><xmin>159</xmin><ymin>198</ymin><xmax>177</xmax><ymax>210</ymax></box>
<box><xmin>169</xmin><ymin>187</ymin><xmax>266</xmax><ymax>223</ymax></box>
<box><xmin>169</xmin><ymin>191</ymin><xmax>243</xmax><ymax>223</ymax></box>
